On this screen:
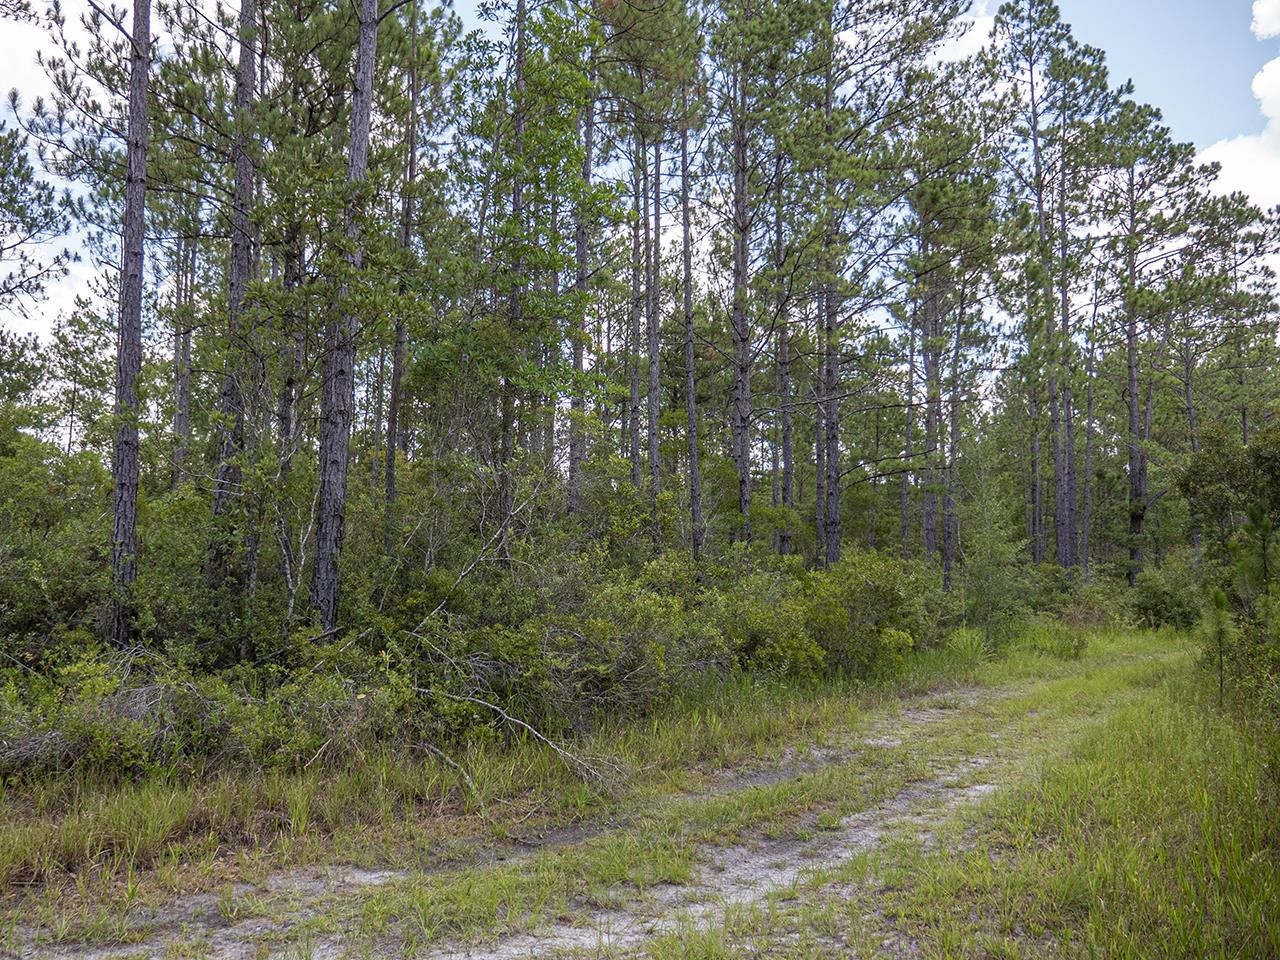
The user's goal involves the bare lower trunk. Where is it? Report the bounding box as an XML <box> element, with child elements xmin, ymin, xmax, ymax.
<box><xmin>779</xmin><ymin>323</ymin><xmax>793</xmax><ymax>555</ymax></box>
<box><xmin>212</xmin><ymin>0</ymin><xmax>259</xmax><ymax>528</ymax></box>
<box><xmin>823</xmin><ymin>283</ymin><xmax>840</xmax><ymax>566</ymax></box>
<box><xmin>385</xmin><ymin>0</ymin><xmax>418</xmax><ymax>545</ymax></box>
<box><xmin>1049</xmin><ymin>372</ymin><xmax>1066</xmax><ymax>566</ymax></box>
<box><xmin>312</xmin><ymin>0</ymin><xmax>377</xmax><ymax>630</ymax></box>
<box><xmin>1058</xmin><ymin>185</ymin><xmax>1077</xmax><ymax>567</ymax></box>
<box><xmin>942</xmin><ymin>305</ymin><xmax>961</xmax><ymax>592</ymax></box>
<box><xmin>1082</xmin><ymin>339</ymin><xmax>1095</xmax><ymax>580</ymax></box>
<box><xmin>111</xmin><ymin>0</ymin><xmax>151</xmax><ymax>647</ymax></box>
<box><xmin>171</xmin><ymin>234</ymin><xmax>193</xmax><ymax>488</ymax></box>
<box><xmin>568</xmin><ymin>67</ymin><xmax>594</xmax><ymax>515</ymax></box>
<box><xmin>275</xmin><ymin>225</ymin><xmax>304</xmax><ymax>619</ymax></box>
<box><xmin>647</xmin><ymin>139</ymin><xmax>661</xmax><ymax>506</ymax></box>
<box><xmin>729</xmin><ymin>69</ymin><xmax>752</xmax><ymax>540</ymax></box>
<box><xmin>1030</xmin><ymin>388</ymin><xmax>1044</xmax><ymax>564</ymax></box>
<box><xmin>921</xmin><ymin>271</ymin><xmax>940</xmax><ymax>561</ymax></box>
<box><xmin>680</xmin><ymin>108</ymin><xmax>703</xmax><ymax>561</ymax></box>
<box><xmin>814</xmin><ymin>308</ymin><xmax>826</xmax><ymax>563</ymax></box>
<box><xmin>496</xmin><ymin>0</ymin><xmax>527</xmax><ymax>564</ymax></box>
<box><xmin>901</xmin><ymin>318</ymin><xmax>914</xmax><ymax>560</ymax></box>
<box><xmin>628</xmin><ymin>148</ymin><xmax>642</xmax><ymax>488</ymax></box>
<box><xmin>1184</xmin><ymin>334</ymin><xmax>1201</xmax><ymax>553</ymax></box>
<box><xmin>1125</xmin><ymin>176</ymin><xmax>1142</xmax><ymax>587</ymax></box>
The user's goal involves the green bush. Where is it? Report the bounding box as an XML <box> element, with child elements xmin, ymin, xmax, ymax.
<box><xmin>1132</xmin><ymin>553</ymin><xmax>1202</xmax><ymax>629</ymax></box>
<box><xmin>798</xmin><ymin>551</ymin><xmax>934</xmax><ymax>679</ymax></box>
<box><xmin>1021</xmin><ymin>620</ymin><xmax>1088</xmax><ymax>660</ymax></box>
<box><xmin>712</xmin><ymin>572</ymin><xmax>823</xmax><ymax>679</ymax></box>
<box><xmin>946</xmin><ymin>626</ymin><xmax>991</xmax><ymax>665</ymax></box>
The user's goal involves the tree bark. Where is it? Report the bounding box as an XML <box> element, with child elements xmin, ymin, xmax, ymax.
<box><xmin>171</xmin><ymin>233</ymin><xmax>193</xmax><ymax>488</ymax></box>
<box><xmin>497</xmin><ymin>0</ymin><xmax>527</xmax><ymax>564</ymax></box>
<box><xmin>814</xmin><ymin>306</ymin><xmax>826</xmax><ymax>562</ymax></box>
<box><xmin>312</xmin><ymin>0</ymin><xmax>377</xmax><ymax>630</ymax></box>
<box><xmin>822</xmin><ymin>282</ymin><xmax>841</xmax><ymax>566</ymax></box>
<box><xmin>567</xmin><ymin>62</ymin><xmax>594</xmax><ymax>515</ymax></box>
<box><xmin>1030</xmin><ymin>386</ymin><xmax>1044</xmax><ymax>564</ymax></box>
<box><xmin>1125</xmin><ymin>171</ymin><xmax>1143</xmax><ymax>587</ymax></box>
<box><xmin>901</xmin><ymin>315</ymin><xmax>914</xmax><ymax>560</ymax></box>
<box><xmin>1082</xmin><ymin>335</ymin><xmax>1096</xmax><ymax>580</ymax></box>
<box><xmin>212</xmin><ymin>0</ymin><xmax>259</xmax><ymax>526</ymax></box>
<box><xmin>647</xmin><ymin>138</ymin><xmax>661</xmax><ymax>505</ymax></box>
<box><xmin>1058</xmin><ymin>175</ymin><xmax>1077</xmax><ymax>566</ymax></box>
<box><xmin>729</xmin><ymin>66</ymin><xmax>752</xmax><ymax>540</ymax></box>
<box><xmin>111</xmin><ymin>0</ymin><xmax>151</xmax><ymax>646</ymax></box>
<box><xmin>942</xmin><ymin>302</ymin><xmax>962</xmax><ymax>592</ymax></box>
<box><xmin>628</xmin><ymin>143</ymin><xmax>642</xmax><ymax>487</ymax></box>
<box><xmin>921</xmin><ymin>256</ymin><xmax>940</xmax><ymax>561</ymax></box>
<box><xmin>385</xmin><ymin>0</ymin><xmax>418</xmax><ymax>544</ymax></box>
<box><xmin>680</xmin><ymin>96</ymin><xmax>703</xmax><ymax>561</ymax></box>
<box><xmin>1183</xmin><ymin>332</ymin><xmax>1201</xmax><ymax>553</ymax></box>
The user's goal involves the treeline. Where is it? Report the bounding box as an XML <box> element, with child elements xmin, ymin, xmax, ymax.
<box><xmin>0</xmin><ymin>0</ymin><xmax>1278</xmax><ymax>773</ymax></box>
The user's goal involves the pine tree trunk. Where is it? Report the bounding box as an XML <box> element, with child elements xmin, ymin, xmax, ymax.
<box><xmin>901</xmin><ymin>317</ymin><xmax>914</xmax><ymax>560</ymax></box>
<box><xmin>778</xmin><ymin>320</ymin><xmax>793</xmax><ymax>557</ymax></box>
<box><xmin>1125</xmin><ymin>173</ymin><xmax>1143</xmax><ymax>587</ymax></box>
<box><xmin>647</xmin><ymin>139</ymin><xmax>661</xmax><ymax>504</ymax></box>
<box><xmin>497</xmin><ymin>0</ymin><xmax>527</xmax><ymax>564</ymax></box>
<box><xmin>1030</xmin><ymin>387</ymin><xmax>1044</xmax><ymax>564</ymax></box>
<box><xmin>172</xmin><ymin>234</ymin><xmax>192</xmax><ymax>488</ymax></box>
<box><xmin>921</xmin><ymin>264</ymin><xmax>939</xmax><ymax>561</ymax></box>
<box><xmin>822</xmin><ymin>283</ymin><xmax>840</xmax><ymax>566</ymax></box>
<box><xmin>680</xmin><ymin>104</ymin><xmax>703</xmax><ymax>561</ymax></box>
<box><xmin>385</xmin><ymin>0</ymin><xmax>418</xmax><ymax>544</ymax></box>
<box><xmin>568</xmin><ymin>64</ymin><xmax>594</xmax><ymax>515</ymax></box>
<box><xmin>212</xmin><ymin>0</ymin><xmax>258</xmax><ymax>527</ymax></box>
<box><xmin>1238</xmin><ymin>331</ymin><xmax>1249</xmax><ymax>446</ymax></box>
<box><xmin>628</xmin><ymin>143</ymin><xmax>642</xmax><ymax>487</ymax></box>
<box><xmin>1183</xmin><ymin>334</ymin><xmax>1201</xmax><ymax>554</ymax></box>
<box><xmin>942</xmin><ymin>304</ymin><xmax>962</xmax><ymax>593</ymax></box>
<box><xmin>1049</xmin><ymin>372</ymin><xmax>1066</xmax><ymax>566</ymax></box>
<box><xmin>729</xmin><ymin>68</ymin><xmax>752</xmax><ymax>540</ymax></box>
<box><xmin>1082</xmin><ymin>337</ymin><xmax>1096</xmax><ymax>580</ymax></box>
<box><xmin>111</xmin><ymin>0</ymin><xmax>151</xmax><ymax>646</ymax></box>
<box><xmin>814</xmin><ymin>307</ymin><xmax>826</xmax><ymax>563</ymax></box>
<box><xmin>276</xmin><ymin>224</ymin><xmax>304</xmax><ymax>620</ymax></box>
<box><xmin>1058</xmin><ymin>181</ymin><xmax>1077</xmax><ymax>566</ymax></box>
<box><xmin>772</xmin><ymin>147</ymin><xmax>793</xmax><ymax>555</ymax></box>
<box><xmin>312</xmin><ymin>0</ymin><xmax>377</xmax><ymax>630</ymax></box>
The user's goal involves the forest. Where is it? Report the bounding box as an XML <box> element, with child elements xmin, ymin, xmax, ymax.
<box><xmin>0</xmin><ymin>0</ymin><xmax>1278</xmax><ymax>956</ymax></box>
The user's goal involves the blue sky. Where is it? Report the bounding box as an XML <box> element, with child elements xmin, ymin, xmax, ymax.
<box><xmin>1056</xmin><ymin>0</ymin><xmax>1274</xmax><ymax>148</ymax></box>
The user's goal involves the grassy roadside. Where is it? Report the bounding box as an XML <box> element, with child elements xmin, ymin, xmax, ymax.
<box><xmin>3</xmin><ymin>627</ymin><xmax>1205</xmax><ymax>957</ymax></box>
<box><xmin>333</xmin><ymin>640</ymin><xmax>1185</xmax><ymax>957</ymax></box>
<box><xmin>628</xmin><ymin>637</ymin><xmax>1279</xmax><ymax>959</ymax></box>
<box><xmin>0</xmin><ymin>633</ymin><xmax>986</xmax><ymax>918</ymax></box>
<box><xmin>875</xmin><ymin>675</ymin><xmax>1280</xmax><ymax>957</ymax></box>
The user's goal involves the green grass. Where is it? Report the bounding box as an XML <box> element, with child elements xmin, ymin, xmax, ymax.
<box><xmin>877</xmin><ymin>676</ymin><xmax>1280</xmax><ymax>958</ymax></box>
<box><xmin>11</xmin><ymin>625</ymin><xmax>1263</xmax><ymax>960</ymax></box>
<box><xmin>610</xmin><ymin>631</ymin><xmax>1277</xmax><ymax>960</ymax></box>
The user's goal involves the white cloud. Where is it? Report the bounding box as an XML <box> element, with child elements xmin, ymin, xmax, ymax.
<box><xmin>935</xmin><ymin>0</ymin><xmax>994</xmax><ymax>63</ymax></box>
<box><xmin>1254</xmin><ymin>0</ymin><xmax>1280</xmax><ymax>40</ymax></box>
<box><xmin>1199</xmin><ymin>8</ymin><xmax>1280</xmax><ymax>210</ymax></box>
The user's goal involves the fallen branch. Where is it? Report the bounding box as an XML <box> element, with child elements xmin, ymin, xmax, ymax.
<box><xmin>425</xmin><ymin>689</ymin><xmax>618</xmax><ymax>786</ymax></box>
<box><xmin>415</xmin><ymin>740</ymin><xmax>481</xmax><ymax>803</ymax></box>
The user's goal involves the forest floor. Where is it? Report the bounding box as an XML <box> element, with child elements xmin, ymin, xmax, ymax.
<box><xmin>7</xmin><ymin>630</ymin><xmax>1277</xmax><ymax>959</ymax></box>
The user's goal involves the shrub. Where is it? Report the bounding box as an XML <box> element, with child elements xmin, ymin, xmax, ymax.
<box><xmin>712</xmin><ymin>572</ymin><xmax>823</xmax><ymax>680</ymax></box>
<box><xmin>946</xmin><ymin>626</ymin><xmax>991</xmax><ymax>665</ymax></box>
<box><xmin>798</xmin><ymin>551</ymin><xmax>934</xmax><ymax>679</ymax></box>
<box><xmin>1021</xmin><ymin>620</ymin><xmax>1087</xmax><ymax>661</ymax></box>
<box><xmin>1132</xmin><ymin>553</ymin><xmax>1202</xmax><ymax>629</ymax></box>
<box><xmin>1062</xmin><ymin>580</ymin><xmax>1131</xmax><ymax>630</ymax></box>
